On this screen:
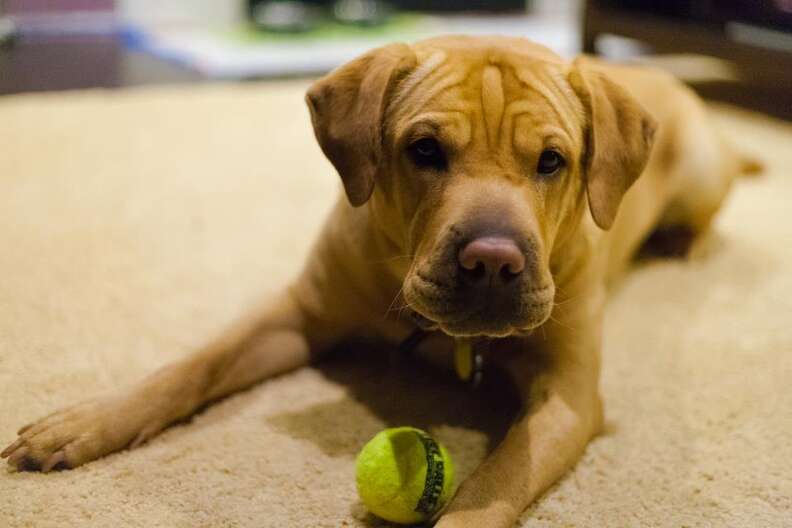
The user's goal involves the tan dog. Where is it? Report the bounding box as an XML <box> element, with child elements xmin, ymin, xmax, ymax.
<box><xmin>2</xmin><ymin>36</ymin><xmax>755</xmax><ymax>526</ymax></box>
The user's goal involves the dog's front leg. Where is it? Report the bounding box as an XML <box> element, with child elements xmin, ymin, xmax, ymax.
<box><xmin>436</xmin><ymin>314</ymin><xmax>604</xmax><ymax>528</ymax></box>
<box><xmin>1</xmin><ymin>287</ymin><xmax>337</xmax><ymax>472</ymax></box>
<box><xmin>1</xmin><ymin>208</ymin><xmax>375</xmax><ymax>472</ymax></box>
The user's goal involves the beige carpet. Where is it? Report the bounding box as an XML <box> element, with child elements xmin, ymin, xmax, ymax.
<box><xmin>1</xmin><ymin>81</ymin><xmax>790</xmax><ymax>528</ymax></box>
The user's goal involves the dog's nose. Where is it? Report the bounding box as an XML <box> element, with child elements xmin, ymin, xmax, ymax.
<box><xmin>458</xmin><ymin>237</ymin><xmax>525</xmax><ymax>284</ymax></box>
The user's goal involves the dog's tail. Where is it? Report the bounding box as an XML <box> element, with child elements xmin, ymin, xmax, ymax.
<box><xmin>738</xmin><ymin>155</ymin><xmax>764</xmax><ymax>178</ymax></box>
<box><xmin>719</xmin><ymin>132</ymin><xmax>764</xmax><ymax>179</ymax></box>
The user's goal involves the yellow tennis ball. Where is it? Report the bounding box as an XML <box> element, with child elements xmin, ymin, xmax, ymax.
<box><xmin>355</xmin><ymin>427</ymin><xmax>456</xmax><ymax>525</ymax></box>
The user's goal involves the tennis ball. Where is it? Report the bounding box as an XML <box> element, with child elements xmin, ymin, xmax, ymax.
<box><xmin>355</xmin><ymin>427</ymin><xmax>455</xmax><ymax>525</ymax></box>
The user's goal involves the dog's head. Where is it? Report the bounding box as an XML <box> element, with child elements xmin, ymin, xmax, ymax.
<box><xmin>306</xmin><ymin>36</ymin><xmax>656</xmax><ymax>337</ymax></box>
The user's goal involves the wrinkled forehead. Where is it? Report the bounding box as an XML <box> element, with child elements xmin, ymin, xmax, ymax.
<box><xmin>387</xmin><ymin>48</ymin><xmax>585</xmax><ymax>150</ymax></box>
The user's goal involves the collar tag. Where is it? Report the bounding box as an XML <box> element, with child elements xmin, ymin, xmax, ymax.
<box><xmin>454</xmin><ymin>338</ymin><xmax>484</xmax><ymax>386</ymax></box>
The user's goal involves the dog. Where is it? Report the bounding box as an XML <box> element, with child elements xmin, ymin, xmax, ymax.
<box><xmin>2</xmin><ymin>36</ymin><xmax>756</xmax><ymax>527</ymax></box>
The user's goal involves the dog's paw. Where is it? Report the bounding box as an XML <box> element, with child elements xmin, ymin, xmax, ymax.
<box><xmin>1</xmin><ymin>396</ymin><xmax>161</xmax><ymax>472</ymax></box>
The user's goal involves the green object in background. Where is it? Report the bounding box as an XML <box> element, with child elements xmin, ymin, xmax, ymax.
<box><xmin>250</xmin><ymin>0</ymin><xmax>323</xmax><ymax>33</ymax></box>
<box><xmin>231</xmin><ymin>13</ymin><xmax>426</xmax><ymax>43</ymax></box>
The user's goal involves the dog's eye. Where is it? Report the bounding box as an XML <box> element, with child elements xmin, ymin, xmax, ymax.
<box><xmin>408</xmin><ymin>138</ymin><xmax>446</xmax><ymax>170</ymax></box>
<box><xmin>536</xmin><ymin>150</ymin><xmax>564</xmax><ymax>176</ymax></box>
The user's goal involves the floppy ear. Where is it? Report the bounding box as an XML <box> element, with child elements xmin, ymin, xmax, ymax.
<box><xmin>305</xmin><ymin>44</ymin><xmax>417</xmax><ymax>207</ymax></box>
<box><xmin>569</xmin><ymin>60</ymin><xmax>657</xmax><ymax>230</ymax></box>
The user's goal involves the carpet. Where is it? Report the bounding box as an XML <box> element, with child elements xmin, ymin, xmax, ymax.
<box><xmin>1</xmin><ymin>81</ymin><xmax>790</xmax><ymax>527</ymax></box>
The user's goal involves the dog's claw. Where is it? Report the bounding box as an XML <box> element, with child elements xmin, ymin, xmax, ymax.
<box><xmin>1</xmin><ymin>437</ymin><xmax>25</xmax><ymax>459</ymax></box>
<box><xmin>17</xmin><ymin>423</ymin><xmax>33</xmax><ymax>436</ymax></box>
<box><xmin>4</xmin><ymin>395</ymin><xmax>165</xmax><ymax>472</ymax></box>
<box><xmin>129</xmin><ymin>431</ymin><xmax>147</xmax><ymax>450</ymax></box>
<box><xmin>7</xmin><ymin>446</ymin><xmax>29</xmax><ymax>468</ymax></box>
<box><xmin>18</xmin><ymin>455</ymin><xmax>42</xmax><ymax>472</ymax></box>
<box><xmin>41</xmin><ymin>450</ymin><xmax>67</xmax><ymax>473</ymax></box>
<box><xmin>129</xmin><ymin>422</ymin><xmax>162</xmax><ymax>450</ymax></box>
<box><xmin>2</xmin><ymin>444</ymin><xmax>15</xmax><ymax>459</ymax></box>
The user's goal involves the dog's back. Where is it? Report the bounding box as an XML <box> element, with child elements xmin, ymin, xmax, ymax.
<box><xmin>584</xmin><ymin>58</ymin><xmax>756</xmax><ymax>280</ymax></box>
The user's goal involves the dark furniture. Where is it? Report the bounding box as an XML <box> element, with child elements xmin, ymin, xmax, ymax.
<box><xmin>0</xmin><ymin>36</ymin><xmax>202</xmax><ymax>95</ymax></box>
<box><xmin>584</xmin><ymin>0</ymin><xmax>792</xmax><ymax>119</ymax></box>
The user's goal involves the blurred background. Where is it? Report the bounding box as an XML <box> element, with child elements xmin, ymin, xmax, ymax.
<box><xmin>1</xmin><ymin>0</ymin><xmax>791</xmax><ymax>118</ymax></box>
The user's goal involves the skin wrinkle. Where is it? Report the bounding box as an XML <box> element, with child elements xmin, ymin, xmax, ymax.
<box><xmin>513</xmin><ymin>65</ymin><xmax>580</xmax><ymax>140</ymax></box>
<box><xmin>388</xmin><ymin>47</ymin><xmax>488</xmax><ymax>126</ymax></box>
<box><xmin>379</xmin><ymin>54</ymin><xmax>459</xmax><ymax>248</ymax></box>
<box><xmin>411</xmin><ymin>74</ymin><xmax>470</xmax><ymax>117</ymax></box>
<box><xmin>384</xmin><ymin>110</ymin><xmax>475</xmax><ymax>253</ymax></box>
<box><xmin>505</xmin><ymin>107</ymin><xmax>573</xmax><ymax>251</ymax></box>
<box><xmin>502</xmin><ymin>99</ymin><xmax>583</xmax><ymax>257</ymax></box>
<box><xmin>390</xmin><ymin>68</ymin><xmax>471</xmax><ymax>126</ymax></box>
<box><xmin>506</xmin><ymin>104</ymin><xmax>577</xmax><ymax>152</ymax></box>
<box><xmin>390</xmin><ymin>50</ymin><xmax>447</xmax><ymax>108</ymax></box>
<box><xmin>401</xmin><ymin>112</ymin><xmax>473</xmax><ymax>151</ymax></box>
<box><xmin>481</xmin><ymin>65</ymin><xmax>505</xmax><ymax>150</ymax></box>
<box><xmin>547</xmin><ymin>67</ymin><xmax>585</xmax><ymax>122</ymax></box>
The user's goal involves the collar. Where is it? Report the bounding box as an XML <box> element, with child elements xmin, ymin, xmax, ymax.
<box><xmin>398</xmin><ymin>328</ymin><xmax>487</xmax><ymax>387</ymax></box>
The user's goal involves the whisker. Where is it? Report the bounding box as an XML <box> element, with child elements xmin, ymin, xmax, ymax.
<box><xmin>548</xmin><ymin>313</ymin><xmax>577</xmax><ymax>333</ymax></box>
<box><xmin>385</xmin><ymin>300</ymin><xmax>409</xmax><ymax>315</ymax></box>
<box><xmin>553</xmin><ymin>292</ymin><xmax>585</xmax><ymax>307</ymax></box>
<box><xmin>383</xmin><ymin>283</ymin><xmax>407</xmax><ymax>320</ymax></box>
<box><xmin>370</xmin><ymin>254</ymin><xmax>413</xmax><ymax>264</ymax></box>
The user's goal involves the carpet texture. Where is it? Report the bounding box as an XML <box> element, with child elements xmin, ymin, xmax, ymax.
<box><xmin>1</xmin><ymin>81</ymin><xmax>790</xmax><ymax>527</ymax></box>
